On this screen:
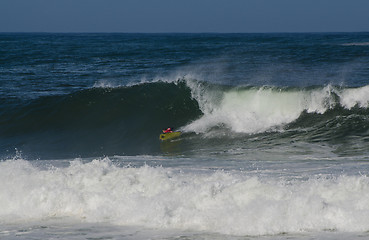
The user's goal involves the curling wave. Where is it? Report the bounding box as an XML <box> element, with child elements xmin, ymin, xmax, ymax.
<box><xmin>183</xmin><ymin>83</ymin><xmax>369</xmax><ymax>134</ymax></box>
<box><xmin>0</xmin><ymin>79</ymin><xmax>369</xmax><ymax>158</ymax></box>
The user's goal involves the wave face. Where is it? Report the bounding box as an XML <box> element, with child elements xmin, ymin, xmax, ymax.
<box><xmin>1</xmin><ymin>79</ymin><xmax>369</xmax><ymax>158</ymax></box>
<box><xmin>0</xmin><ymin>81</ymin><xmax>201</xmax><ymax>158</ymax></box>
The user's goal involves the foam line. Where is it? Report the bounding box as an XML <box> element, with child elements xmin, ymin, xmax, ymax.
<box><xmin>1</xmin><ymin>159</ymin><xmax>369</xmax><ymax>236</ymax></box>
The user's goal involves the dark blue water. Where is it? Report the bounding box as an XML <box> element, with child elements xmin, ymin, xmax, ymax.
<box><xmin>1</xmin><ymin>33</ymin><xmax>369</xmax><ymax>239</ymax></box>
<box><xmin>1</xmin><ymin>33</ymin><xmax>369</xmax><ymax>159</ymax></box>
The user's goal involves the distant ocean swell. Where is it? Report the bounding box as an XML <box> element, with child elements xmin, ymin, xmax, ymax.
<box><xmin>1</xmin><ymin>78</ymin><xmax>369</xmax><ymax>158</ymax></box>
<box><xmin>1</xmin><ymin>158</ymin><xmax>369</xmax><ymax>236</ymax></box>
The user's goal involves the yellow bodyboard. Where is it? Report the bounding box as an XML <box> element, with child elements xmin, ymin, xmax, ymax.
<box><xmin>159</xmin><ymin>131</ymin><xmax>181</xmax><ymax>141</ymax></box>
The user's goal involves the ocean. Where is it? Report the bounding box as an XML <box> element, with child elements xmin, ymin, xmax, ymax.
<box><xmin>1</xmin><ymin>32</ymin><xmax>369</xmax><ymax>239</ymax></box>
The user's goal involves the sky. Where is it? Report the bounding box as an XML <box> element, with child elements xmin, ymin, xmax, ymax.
<box><xmin>1</xmin><ymin>0</ymin><xmax>369</xmax><ymax>33</ymax></box>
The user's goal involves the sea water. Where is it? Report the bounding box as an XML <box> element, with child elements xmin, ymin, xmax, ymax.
<box><xmin>1</xmin><ymin>33</ymin><xmax>369</xmax><ymax>239</ymax></box>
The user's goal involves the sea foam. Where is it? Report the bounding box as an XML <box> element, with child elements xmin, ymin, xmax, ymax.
<box><xmin>339</xmin><ymin>85</ymin><xmax>369</xmax><ymax>109</ymax></box>
<box><xmin>1</xmin><ymin>158</ymin><xmax>369</xmax><ymax>236</ymax></box>
<box><xmin>183</xmin><ymin>83</ymin><xmax>369</xmax><ymax>134</ymax></box>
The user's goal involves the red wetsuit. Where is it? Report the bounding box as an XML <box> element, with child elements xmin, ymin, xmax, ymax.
<box><xmin>163</xmin><ymin>128</ymin><xmax>173</xmax><ymax>133</ymax></box>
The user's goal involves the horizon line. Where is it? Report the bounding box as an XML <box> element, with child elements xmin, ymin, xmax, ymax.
<box><xmin>1</xmin><ymin>31</ymin><xmax>369</xmax><ymax>34</ymax></box>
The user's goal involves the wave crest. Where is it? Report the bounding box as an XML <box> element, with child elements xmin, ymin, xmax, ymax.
<box><xmin>183</xmin><ymin>84</ymin><xmax>369</xmax><ymax>134</ymax></box>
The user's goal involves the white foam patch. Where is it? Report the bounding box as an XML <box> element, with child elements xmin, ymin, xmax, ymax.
<box><xmin>183</xmin><ymin>83</ymin><xmax>369</xmax><ymax>134</ymax></box>
<box><xmin>342</xmin><ymin>42</ymin><xmax>369</xmax><ymax>46</ymax></box>
<box><xmin>1</xmin><ymin>158</ymin><xmax>369</xmax><ymax>236</ymax></box>
<box><xmin>92</xmin><ymin>79</ymin><xmax>121</xmax><ymax>88</ymax></box>
<box><xmin>338</xmin><ymin>85</ymin><xmax>369</xmax><ymax>109</ymax></box>
<box><xmin>183</xmin><ymin>85</ymin><xmax>338</xmax><ymax>133</ymax></box>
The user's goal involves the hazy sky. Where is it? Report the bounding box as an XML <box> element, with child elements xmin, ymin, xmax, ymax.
<box><xmin>1</xmin><ymin>0</ymin><xmax>368</xmax><ymax>33</ymax></box>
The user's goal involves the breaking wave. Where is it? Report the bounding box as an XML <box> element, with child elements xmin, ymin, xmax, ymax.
<box><xmin>183</xmin><ymin>83</ymin><xmax>369</xmax><ymax>134</ymax></box>
<box><xmin>1</xmin><ymin>78</ymin><xmax>369</xmax><ymax>158</ymax></box>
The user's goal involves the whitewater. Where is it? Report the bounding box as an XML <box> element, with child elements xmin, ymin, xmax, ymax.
<box><xmin>183</xmin><ymin>82</ymin><xmax>369</xmax><ymax>134</ymax></box>
<box><xmin>1</xmin><ymin>156</ymin><xmax>369</xmax><ymax>239</ymax></box>
<box><xmin>1</xmin><ymin>32</ymin><xmax>369</xmax><ymax>239</ymax></box>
